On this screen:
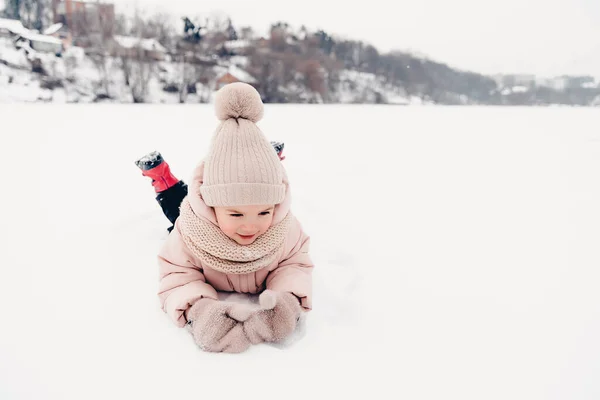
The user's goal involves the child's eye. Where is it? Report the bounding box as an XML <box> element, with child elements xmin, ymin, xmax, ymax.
<box><xmin>259</xmin><ymin>212</ymin><xmax>271</xmax><ymax>216</ymax></box>
<box><xmin>230</xmin><ymin>214</ymin><xmax>243</xmax><ymax>217</ymax></box>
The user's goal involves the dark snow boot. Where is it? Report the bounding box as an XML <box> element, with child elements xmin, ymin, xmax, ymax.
<box><xmin>270</xmin><ymin>141</ymin><xmax>285</xmax><ymax>161</ymax></box>
<box><xmin>136</xmin><ymin>151</ymin><xmax>188</xmax><ymax>231</ymax></box>
<box><xmin>135</xmin><ymin>151</ymin><xmax>180</xmax><ymax>193</ymax></box>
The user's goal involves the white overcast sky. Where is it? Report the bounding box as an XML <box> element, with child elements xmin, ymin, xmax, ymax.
<box><xmin>24</xmin><ymin>0</ymin><xmax>600</xmax><ymax>76</ymax></box>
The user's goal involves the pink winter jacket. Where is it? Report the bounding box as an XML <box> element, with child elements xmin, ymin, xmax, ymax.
<box><xmin>157</xmin><ymin>162</ymin><xmax>313</xmax><ymax>327</ymax></box>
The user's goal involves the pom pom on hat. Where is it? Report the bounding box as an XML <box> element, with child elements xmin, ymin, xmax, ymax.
<box><xmin>214</xmin><ymin>82</ymin><xmax>264</xmax><ymax>123</ymax></box>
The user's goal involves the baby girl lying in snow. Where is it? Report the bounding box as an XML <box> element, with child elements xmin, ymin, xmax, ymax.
<box><xmin>150</xmin><ymin>83</ymin><xmax>313</xmax><ymax>353</ymax></box>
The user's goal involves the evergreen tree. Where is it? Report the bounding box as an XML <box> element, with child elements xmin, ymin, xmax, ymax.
<box><xmin>226</xmin><ymin>18</ymin><xmax>237</xmax><ymax>41</ymax></box>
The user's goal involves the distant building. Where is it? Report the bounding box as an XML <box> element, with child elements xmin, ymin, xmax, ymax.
<box><xmin>501</xmin><ymin>74</ymin><xmax>536</xmax><ymax>87</ymax></box>
<box><xmin>539</xmin><ymin>76</ymin><xmax>568</xmax><ymax>91</ymax></box>
<box><xmin>0</xmin><ymin>17</ymin><xmax>27</xmax><ymax>38</ymax></box>
<box><xmin>535</xmin><ymin>76</ymin><xmax>591</xmax><ymax>91</ymax></box>
<box><xmin>16</xmin><ymin>31</ymin><xmax>63</xmax><ymax>55</ymax></box>
<box><xmin>221</xmin><ymin>40</ymin><xmax>252</xmax><ymax>56</ymax></box>
<box><xmin>112</xmin><ymin>35</ymin><xmax>167</xmax><ymax>61</ymax></box>
<box><xmin>0</xmin><ymin>18</ymin><xmax>63</xmax><ymax>55</ymax></box>
<box><xmin>534</xmin><ymin>77</ymin><xmax>554</xmax><ymax>88</ymax></box>
<box><xmin>214</xmin><ymin>65</ymin><xmax>258</xmax><ymax>90</ymax></box>
<box><xmin>565</xmin><ymin>75</ymin><xmax>595</xmax><ymax>89</ymax></box>
<box><xmin>182</xmin><ymin>54</ymin><xmax>218</xmax><ymax>67</ymax></box>
<box><xmin>43</xmin><ymin>22</ymin><xmax>72</xmax><ymax>48</ymax></box>
<box><xmin>51</xmin><ymin>0</ymin><xmax>115</xmax><ymax>47</ymax></box>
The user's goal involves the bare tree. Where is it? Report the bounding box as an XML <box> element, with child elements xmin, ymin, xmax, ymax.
<box><xmin>171</xmin><ymin>15</ymin><xmax>211</xmax><ymax>103</ymax></box>
<box><xmin>11</xmin><ymin>0</ymin><xmax>50</xmax><ymax>30</ymax></box>
<box><xmin>146</xmin><ymin>12</ymin><xmax>175</xmax><ymax>49</ymax></box>
<box><xmin>118</xmin><ymin>42</ymin><xmax>155</xmax><ymax>103</ymax></box>
<box><xmin>114</xmin><ymin>13</ymin><xmax>129</xmax><ymax>36</ymax></box>
<box><xmin>239</xmin><ymin>26</ymin><xmax>254</xmax><ymax>41</ymax></box>
<box><xmin>269</xmin><ymin>22</ymin><xmax>289</xmax><ymax>52</ymax></box>
<box><xmin>19</xmin><ymin>0</ymin><xmax>35</xmax><ymax>28</ymax></box>
<box><xmin>129</xmin><ymin>50</ymin><xmax>153</xmax><ymax>103</ymax></box>
<box><xmin>115</xmin><ymin>9</ymin><xmax>172</xmax><ymax>99</ymax></box>
<box><xmin>73</xmin><ymin>5</ymin><xmax>115</xmax><ymax>98</ymax></box>
<box><xmin>21</xmin><ymin>0</ymin><xmax>34</xmax><ymax>27</ymax></box>
<box><xmin>171</xmin><ymin>54</ymin><xmax>196</xmax><ymax>103</ymax></box>
<box><xmin>34</xmin><ymin>0</ymin><xmax>48</xmax><ymax>31</ymax></box>
<box><xmin>205</xmin><ymin>11</ymin><xmax>229</xmax><ymax>32</ymax></box>
<box><xmin>300</xmin><ymin>59</ymin><xmax>326</xmax><ymax>96</ymax></box>
<box><xmin>63</xmin><ymin>50</ymin><xmax>78</xmax><ymax>81</ymax></box>
<box><xmin>120</xmin><ymin>55</ymin><xmax>132</xmax><ymax>86</ymax></box>
<box><xmin>119</xmin><ymin>7</ymin><xmax>159</xmax><ymax>103</ymax></box>
<box><xmin>248</xmin><ymin>52</ymin><xmax>285</xmax><ymax>102</ymax></box>
<box><xmin>4</xmin><ymin>0</ymin><xmax>20</xmax><ymax>20</ymax></box>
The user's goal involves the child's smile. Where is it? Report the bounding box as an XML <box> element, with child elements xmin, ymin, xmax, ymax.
<box><xmin>214</xmin><ymin>204</ymin><xmax>275</xmax><ymax>245</ymax></box>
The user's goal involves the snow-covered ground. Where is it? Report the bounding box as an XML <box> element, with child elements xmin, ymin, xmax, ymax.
<box><xmin>1</xmin><ymin>105</ymin><xmax>599</xmax><ymax>400</ymax></box>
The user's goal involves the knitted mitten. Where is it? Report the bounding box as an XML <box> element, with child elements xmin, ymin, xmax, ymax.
<box><xmin>188</xmin><ymin>298</ymin><xmax>255</xmax><ymax>353</ymax></box>
<box><xmin>243</xmin><ymin>290</ymin><xmax>302</xmax><ymax>344</ymax></box>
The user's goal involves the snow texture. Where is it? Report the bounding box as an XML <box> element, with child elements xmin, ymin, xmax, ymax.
<box><xmin>43</xmin><ymin>23</ymin><xmax>64</xmax><ymax>36</ymax></box>
<box><xmin>0</xmin><ymin>17</ymin><xmax>27</xmax><ymax>36</ymax></box>
<box><xmin>0</xmin><ymin>105</ymin><xmax>599</xmax><ymax>400</ymax></box>
<box><xmin>114</xmin><ymin>35</ymin><xmax>167</xmax><ymax>53</ymax></box>
<box><xmin>19</xmin><ymin>31</ymin><xmax>62</xmax><ymax>46</ymax></box>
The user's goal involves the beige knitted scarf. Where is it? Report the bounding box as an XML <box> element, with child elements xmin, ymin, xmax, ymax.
<box><xmin>178</xmin><ymin>198</ymin><xmax>292</xmax><ymax>274</ymax></box>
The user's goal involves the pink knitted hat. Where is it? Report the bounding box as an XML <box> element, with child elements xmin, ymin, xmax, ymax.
<box><xmin>200</xmin><ymin>82</ymin><xmax>286</xmax><ymax>207</ymax></box>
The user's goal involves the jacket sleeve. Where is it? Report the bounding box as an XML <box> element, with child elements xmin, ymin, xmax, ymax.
<box><xmin>157</xmin><ymin>225</ymin><xmax>219</xmax><ymax>327</ymax></box>
<box><xmin>266</xmin><ymin>223</ymin><xmax>313</xmax><ymax>310</ymax></box>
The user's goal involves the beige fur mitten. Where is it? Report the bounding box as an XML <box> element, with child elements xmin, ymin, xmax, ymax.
<box><xmin>243</xmin><ymin>290</ymin><xmax>302</xmax><ymax>344</ymax></box>
<box><xmin>188</xmin><ymin>298</ymin><xmax>255</xmax><ymax>353</ymax></box>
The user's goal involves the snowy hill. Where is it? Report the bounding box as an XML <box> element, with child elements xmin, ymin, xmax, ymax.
<box><xmin>1</xmin><ymin>105</ymin><xmax>599</xmax><ymax>400</ymax></box>
<box><xmin>2</xmin><ymin>32</ymin><xmax>600</xmax><ymax>105</ymax></box>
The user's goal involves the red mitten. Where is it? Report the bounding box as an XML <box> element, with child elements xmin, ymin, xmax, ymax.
<box><xmin>243</xmin><ymin>290</ymin><xmax>302</xmax><ymax>344</ymax></box>
<box><xmin>188</xmin><ymin>298</ymin><xmax>255</xmax><ymax>353</ymax></box>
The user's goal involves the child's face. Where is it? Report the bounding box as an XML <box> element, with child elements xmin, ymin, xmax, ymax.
<box><xmin>214</xmin><ymin>204</ymin><xmax>275</xmax><ymax>245</ymax></box>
